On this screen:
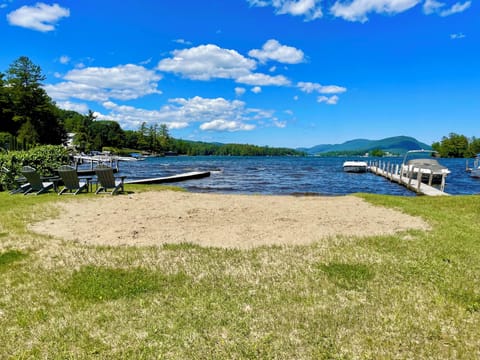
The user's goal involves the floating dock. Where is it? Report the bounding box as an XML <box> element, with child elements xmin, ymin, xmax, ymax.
<box><xmin>369</xmin><ymin>161</ymin><xmax>449</xmax><ymax>196</ymax></box>
<box><xmin>125</xmin><ymin>171</ymin><xmax>211</xmax><ymax>185</ymax></box>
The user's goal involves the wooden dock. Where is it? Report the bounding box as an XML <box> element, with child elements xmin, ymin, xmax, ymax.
<box><xmin>125</xmin><ymin>171</ymin><xmax>211</xmax><ymax>185</ymax></box>
<box><xmin>369</xmin><ymin>161</ymin><xmax>449</xmax><ymax>196</ymax></box>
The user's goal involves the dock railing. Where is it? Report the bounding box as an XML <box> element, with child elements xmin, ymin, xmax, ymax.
<box><xmin>368</xmin><ymin>160</ymin><xmax>449</xmax><ymax>196</ymax></box>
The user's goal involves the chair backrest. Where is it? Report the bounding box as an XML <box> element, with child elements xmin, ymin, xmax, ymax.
<box><xmin>58</xmin><ymin>165</ymin><xmax>80</xmax><ymax>190</ymax></box>
<box><xmin>21</xmin><ymin>166</ymin><xmax>43</xmax><ymax>191</ymax></box>
<box><xmin>95</xmin><ymin>164</ymin><xmax>116</xmax><ymax>188</ymax></box>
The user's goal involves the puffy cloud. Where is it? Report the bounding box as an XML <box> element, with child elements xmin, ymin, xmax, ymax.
<box><xmin>251</xmin><ymin>86</ymin><xmax>262</xmax><ymax>93</ymax></box>
<box><xmin>236</xmin><ymin>73</ymin><xmax>291</xmax><ymax>86</ymax></box>
<box><xmin>248</xmin><ymin>39</ymin><xmax>305</xmax><ymax>64</ymax></box>
<box><xmin>93</xmin><ymin>96</ymin><xmax>276</xmax><ymax>133</ymax></box>
<box><xmin>55</xmin><ymin>101</ymin><xmax>89</xmax><ymax>114</ymax></box>
<box><xmin>157</xmin><ymin>44</ymin><xmax>256</xmax><ymax>80</ymax></box>
<box><xmin>423</xmin><ymin>0</ymin><xmax>444</xmax><ymax>13</ymax></box>
<box><xmin>317</xmin><ymin>95</ymin><xmax>339</xmax><ymax>105</ymax></box>
<box><xmin>330</xmin><ymin>0</ymin><xmax>420</xmax><ymax>22</ymax></box>
<box><xmin>297</xmin><ymin>81</ymin><xmax>347</xmax><ymax>94</ymax></box>
<box><xmin>45</xmin><ymin>64</ymin><xmax>162</xmax><ymax>102</ymax></box>
<box><xmin>235</xmin><ymin>87</ymin><xmax>246</xmax><ymax>96</ymax></box>
<box><xmin>200</xmin><ymin>120</ymin><xmax>256</xmax><ymax>132</ymax></box>
<box><xmin>44</xmin><ymin>81</ymin><xmax>109</xmax><ymax>102</ymax></box>
<box><xmin>7</xmin><ymin>3</ymin><xmax>70</xmax><ymax>32</ymax></box>
<box><xmin>247</xmin><ymin>0</ymin><xmax>323</xmax><ymax>20</ymax></box>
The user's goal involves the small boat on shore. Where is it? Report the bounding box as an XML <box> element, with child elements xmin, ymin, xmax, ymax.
<box><xmin>343</xmin><ymin>161</ymin><xmax>368</xmax><ymax>173</ymax></box>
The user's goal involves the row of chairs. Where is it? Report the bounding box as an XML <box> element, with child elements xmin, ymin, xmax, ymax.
<box><xmin>16</xmin><ymin>164</ymin><xmax>125</xmax><ymax>196</ymax></box>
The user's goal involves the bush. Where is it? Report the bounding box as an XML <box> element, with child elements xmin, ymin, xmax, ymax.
<box><xmin>0</xmin><ymin>145</ymin><xmax>70</xmax><ymax>191</ymax></box>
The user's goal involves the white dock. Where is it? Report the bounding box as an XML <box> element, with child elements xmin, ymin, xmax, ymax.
<box><xmin>369</xmin><ymin>161</ymin><xmax>449</xmax><ymax>196</ymax></box>
<box><xmin>125</xmin><ymin>171</ymin><xmax>211</xmax><ymax>185</ymax></box>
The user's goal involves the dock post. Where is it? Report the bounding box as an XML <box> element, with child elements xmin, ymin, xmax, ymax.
<box><xmin>416</xmin><ymin>169</ymin><xmax>422</xmax><ymax>192</ymax></box>
<box><xmin>440</xmin><ymin>174</ymin><xmax>446</xmax><ymax>192</ymax></box>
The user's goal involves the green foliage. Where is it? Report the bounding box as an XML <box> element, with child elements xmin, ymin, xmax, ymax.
<box><xmin>2</xmin><ymin>56</ymin><xmax>66</xmax><ymax>147</ymax></box>
<box><xmin>319</xmin><ymin>263</ymin><xmax>375</xmax><ymax>290</ymax></box>
<box><xmin>370</xmin><ymin>148</ymin><xmax>386</xmax><ymax>157</ymax></box>
<box><xmin>432</xmin><ymin>133</ymin><xmax>475</xmax><ymax>158</ymax></box>
<box><xmin>0</xmin><ymin>250</ymin><xmax>28</xmax><ymax>270</ymax></box>
<box><xmin>0</xmin><ymin>145</ymin><xmax>69</xmax><ymax>190</ymax></box>
<box><xmin>61</xmin><ymin>266</ymin><xmax>187</xmax><ymax>302</ymax></box>
<box><xmin>171</xmin><ymin>139</ymin><xmax>304</xmax><ymax>156</ymax></box>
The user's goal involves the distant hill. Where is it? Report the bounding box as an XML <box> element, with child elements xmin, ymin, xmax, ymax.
<box><xmin>299</xmin><ymin>136</ymin><xmax>432</xmax><ymax>155</ymax></box>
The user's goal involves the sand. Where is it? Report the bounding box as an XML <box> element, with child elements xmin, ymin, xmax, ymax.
<box><xmin>30</xmin><ymin>191</ymin><xmax>429</xmax><ymax>249</ymax></box>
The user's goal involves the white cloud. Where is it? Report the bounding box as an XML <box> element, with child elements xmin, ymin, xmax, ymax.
<box><xmin>157</xmin><ymin>44</ymin><xmax>256</xmax><ymax>80</ymax></box>
<box><xmin>247</xmin><ymin>0</ymin><xmax>323</xmax><ymax>20</ymax></box>
<box><xmin>44</xmin><ymin>81</ymin><xmax>109</xmax><ymax>102</ymax></box>
<box><xmin>330</xmin><ymin>0</ymin><xmax>420</xmax><ymax>22</ymax></box>
<box><xmin>59</xmin><ymin>55</ymin><xmax>70</xmax><ymax>64</ymax></box>
<box><xmin>251</xmin><ymin>86</ymin><xmax>262</xmax><ymax>93</ymax></box>
<box><xmin>45</xmin><ymin>64</ymin><xmax>162</xmax><ymax>102</ymax></box>
<box><xmin>450</xmin><ymin>32</ymin><xmax>466</xmax><ymax>39</ymax></box>
<box><xmin>55</xmin><ymin>101</ymin><xmax>89</xmax><ymax>114</ymax></box>
<box><xmin>440</xmin><ymin>1</ymin><xmax>471</xmax><ymax>16</ymax></box>
<box><xmin>93</xmin><ymin>96</ymin><xmax>276</xmax><ymax>133</ymax></box>
<box><xmin>248</xmin><ymin>39</ymin><xmax>305</xmax><ymax>64</ymax></box>
<box><xmin>236</xmin><ymin>73</ymin><xmax>291</xmax><ymax>86</ymax></box>
<box><xmin>423</xmin><ymin>0</ymin><xmax>444</xmax><ymax>13</ymax></box>
<box><xmin>317</xmin><ymin>95</ymin><xmax>339</xmax><ymax>104</ymax></box>
<box><xmin>235</xmin><ymin>87</ymin><xmax>246</xmax><ymax>96</ymax></box>
<box><xmin>297</xmin><ymin>81</ymin><xmax>347</xmax><ymax>94</ymax></box>
<box><xmin>200</xmin><ymin>120</ymin><xmax>256</xmax><ymax>132</ymax></box>
<box><xmin>173</xmin><ymin>39</ymin><xmax>193</xmax><ymax>45</ymax></box>
<box><xmin>7</xmin><ymin>3</ymin><xmax>70</xmax><ymax>32</ymax></box>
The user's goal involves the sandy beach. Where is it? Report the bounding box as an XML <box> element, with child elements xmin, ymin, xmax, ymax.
<box><xmin>30</xmin><ymin>191</ymin><xmax>429</xmax><ymax>249</ymax></box>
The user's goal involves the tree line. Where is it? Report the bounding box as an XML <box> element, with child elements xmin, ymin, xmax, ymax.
<box><xmin>1</xmin><ymin>56</ymin><xmax>303</xmax><ymax>157</ymax></box>
<box><xmin>432</xmin><ymin>133</ymin><xmax>480</xmax><ymax>158</ymax></box>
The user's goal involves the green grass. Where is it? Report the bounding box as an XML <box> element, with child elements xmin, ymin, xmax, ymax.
<box><xmin>61</xmin><ymin>265</ymin><xmax>188</xmax><ymax>302</ymax></box>
<box><xmin>0</xmin><ymin>189</ymin><xmax>479</xmax><ymax>359</ymax></box>
<box><xmin>0</xmin><ymin>249</ymin><xmax>28</xmax><ymax>269</ymax></box>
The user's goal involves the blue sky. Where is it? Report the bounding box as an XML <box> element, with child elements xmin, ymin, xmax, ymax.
<box><xmin>1</xmin><ymin>0</ymin><xmax>477</xmax><ymax>148</ymax></box>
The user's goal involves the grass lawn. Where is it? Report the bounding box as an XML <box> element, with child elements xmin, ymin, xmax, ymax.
<box><xmin>0</xmin><ymin>188</ymin><xmax>479</xmax><ymax>359</ymax></box>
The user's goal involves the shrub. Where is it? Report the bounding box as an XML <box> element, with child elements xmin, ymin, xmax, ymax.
<box><xmin>0</xmin><ymin>145</ymin><xmax>70</xmax><ymax>191</ymax></box>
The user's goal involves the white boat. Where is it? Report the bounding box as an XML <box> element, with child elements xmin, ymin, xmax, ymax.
<box><xmin>401</xmin><ymin>150</ymin><xmax>450</xmax><ymax>184</ymax></box>
<box><xmin>343</xmin><ymin>161</ymin><xmax>368</xmax><ymax>173</ymax></box>
<box><xmin>468</xmin><ymin>154</ymin><xmax>480</xmax><ymax>178</ymax></box>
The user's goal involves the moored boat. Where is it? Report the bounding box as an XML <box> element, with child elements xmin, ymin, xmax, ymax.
<box><xmin>400</xmin><ymin>150</ymin><xmax>450</xmax><ymax>184</ymax></box>
<box><xmin>467</xmin><ymin>154</ymin><xmax>480</xmax><ymax>178</ymax></box>
<box><xmin>343</xmin><ymin>161</ymin><xmax>368</xmax><ymax>173</ymax></box>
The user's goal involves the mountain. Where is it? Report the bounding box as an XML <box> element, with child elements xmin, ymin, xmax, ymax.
<box><xmin>299</xmin><ymin>136</ymin><xmax>432</xmax><ymax>155</ymax></box>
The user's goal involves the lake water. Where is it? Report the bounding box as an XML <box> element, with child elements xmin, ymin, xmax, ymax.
<box><xmin>118</xmin><ymin>156</ymin><xmax>480</xmax><ymax>196</ymax></box>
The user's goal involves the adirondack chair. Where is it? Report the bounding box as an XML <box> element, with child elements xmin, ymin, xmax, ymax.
<box><xmin>57</xmin><ymin>165</ymin><xmax>89</xmax><ymax>195</ymax></box>
<box><xmin>94</xmin><ymin>164</ymin><xmax>126</xmax><ymax>195</ymax></box>
<box><xmin>20</xmin><ymin>166</ymin><xmax>54</xmax><ymax>195</ymax></box>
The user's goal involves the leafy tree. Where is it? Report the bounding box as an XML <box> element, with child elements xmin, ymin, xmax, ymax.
<box><xmin>6</xmin><ymin>56</ymin><xmax>66</xmax><ymax>146</ymax></box>
<box><xmin>0</xmin><ymin>72</ymin><xmax>16</xmax><ymax>134</ymax></box>
<box><xmin>467</xmin><ymin>137</ymin><xmax>480</xmax><ymax>157</ymax></box>
<box><xmin>434</xmin><ymin>133</ymin><xmax>469</xmax><ymax>158</ymax></box>
<box><xmin>158</xmin><ymin>124</ymin><xmax>171</xmax><ymax>151</ymax></box>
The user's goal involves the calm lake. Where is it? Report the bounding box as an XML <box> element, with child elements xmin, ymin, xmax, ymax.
<box><xmin>118</xmin><ymin>156</ymin><xmax>480</xmax><ymax>196</ymax></box>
